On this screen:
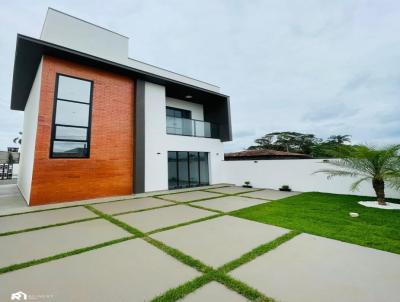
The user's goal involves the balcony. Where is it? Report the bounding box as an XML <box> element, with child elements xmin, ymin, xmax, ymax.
<box><xmin>166</xmin><ymin>116</ymin><xmax>219</xmax><ymax>139</ymax></box>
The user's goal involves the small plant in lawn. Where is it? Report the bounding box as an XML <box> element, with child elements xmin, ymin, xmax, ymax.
<box><xmin>279</xmin><ymin>185</ymin><xmax>291</xmax><ymax>192</ymax></box>
<box><xmin>243</xmin><ymin>181</ymin><xmax>253</xmax><ymax>188</ymax></box>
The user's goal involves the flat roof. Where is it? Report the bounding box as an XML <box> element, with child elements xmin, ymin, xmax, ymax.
<box><xmin>10</xmin><ymin>34</ymin><xmax>228</xmax><ymax>111</ymax></box>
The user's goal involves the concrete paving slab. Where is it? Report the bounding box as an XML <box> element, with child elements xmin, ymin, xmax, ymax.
<box><xmin>159</xmin><ymin>190</ymin><xmax>222</xmax><ymax>202</ymax></box>
<box><xmin>0</xmin><ymin>185</ymin><xmax>230</xmax><ymax>217</ymax></box>
<box><xmin>133</xmin><ymin>184</ymin><xmax>231</xmax><ymax>198</ymax></box>
<box><xmin>179</xmin><ymin>281</ymin><xmax>249</xmax><ymax>302</ymax></box>
<box><xmin>192</xmin><ymin>196</ymin><xmax>267</xmax><ymax>212</ymax></box>
<box><xmin>0</xmin><ymin>239</ymin><xmax>200</xmax><ymax>302</ymax></box>
<box><xmin>0</xmin><ymin>219</ymin><xmax>129</xmax><ymax>268</ymax></box>
<box><xmin>92</xmin><ymin>197</ymin><xmax>174</xmax><ymax>215</ymax></box>
<box><xmin>0</xmin><ymin>206</ymin><xmax>97</xmax><ymax>234</ymax></box>
<box><xmin>230</xmin><ymin>233</ymin><xmax>400</xmax><ymax>302</ymax></box>
<box><xmin>0</xmin><ymin>184</ymin><xmax>27</xmax><ymax>212</ymax></box>
<box><xmin>241</xmin><ymin>189</ymin><xmax>301</xmax><ymax>200</ymax></box>
<box><xmin>117</xmin><ymin>205</ymin><xmax>216</xmax><ymax>232</ymax></box>
<box><xmin>207</xmin><ymin>186</ymin><xmax>260</xmax><ymax>195</ymax></box>
<box><xmin>152</xmin><ymin>216</ymin><xmax>289</xmax><ymax>267</ymax></box>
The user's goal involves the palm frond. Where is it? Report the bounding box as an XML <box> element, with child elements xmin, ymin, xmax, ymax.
<box><xmin>350</xmin><ymin>176</ymin><xmax>370</xmax><ymax>191</ymax></box>
<box><xmin>313</xmin><ymin>168</ymin><xmax>361</xmax><ymax>179</ymax></box>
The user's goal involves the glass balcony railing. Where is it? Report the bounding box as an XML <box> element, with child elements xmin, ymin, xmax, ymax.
<box><xmin>166</xmin><ymin>116</ymin><xmax>219</xmax><ymax>139</ymax></box>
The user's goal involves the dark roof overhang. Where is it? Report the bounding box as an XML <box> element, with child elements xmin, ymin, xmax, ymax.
<box><xmin>11</xmin><ymin>34</ymin><xmax>232</xmax><ymax>142</ymax></box>
<box><xmin>10</xmin><ymin>34</ymin><xmax>229</xmax><ymax>111</ymax></box>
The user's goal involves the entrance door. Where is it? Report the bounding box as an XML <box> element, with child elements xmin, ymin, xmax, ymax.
<box><xmin>168</xmin><ymin>151</ymin><xmax>209</xmax><ymax>189</ymax></box>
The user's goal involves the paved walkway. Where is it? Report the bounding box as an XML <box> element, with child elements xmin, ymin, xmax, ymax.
<box><xmin>0</xmin><ymin>184</ymin><xmax>26</xmax><ymax>212</ymax></box>
<box><xmin>0</xmin><ymin>186</ymin><xmax>399</xmax><ymax>301</ymax></box>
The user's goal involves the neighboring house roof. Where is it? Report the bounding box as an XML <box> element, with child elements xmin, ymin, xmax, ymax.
<box><xmin>224</xmin><ymin>149</ymin><xmax>312</xmax><ymax>160</ymax></box>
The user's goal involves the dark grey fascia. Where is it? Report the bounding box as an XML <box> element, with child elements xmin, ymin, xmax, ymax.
<box><xmin>134</xmin><ymin>80</ymin><xmax>145</xmax><ymax>193</ymax></box>
<box><xmin>10</xmin><ymin>34</ymin><xmax>232</xmax><ymax>142</ymax></box>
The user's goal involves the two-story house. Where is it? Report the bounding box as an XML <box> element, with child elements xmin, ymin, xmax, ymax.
<box><xmin>10</xmin><ymin>8</ymin><xmax>231</xmax><ymax>206</ymax></box>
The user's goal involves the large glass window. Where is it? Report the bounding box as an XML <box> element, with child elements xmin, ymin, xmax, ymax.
<box><xmin>178</xmin><ymin>152</ymin><xmax>189</xmax><ymax>188</ymax></box>
<box><xmin>189</xmin><ymin>152</ymin><xmax>200</xmax><ymax>187</ymax></box>
<box><xmin>50</xmin><ymin>74</ymin><xmax>93</xmax><ymax>158</ymax></box>
<box><xmin>168</xmin><ymin>151</ymin><xmax>209</xmax><ymax>189</ymax></box>
<box><xmin>199</xmin><ymin>152</ymin><xmax>209</xmax><ymax>185</ymax></box>
<box><xmin>166</xmin><ymin>107</ymin><xmax>193</xmax><ymax>136</ymax></box>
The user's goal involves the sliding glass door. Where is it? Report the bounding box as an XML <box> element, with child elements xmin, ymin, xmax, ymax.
<box><xmin>168</xmin><ymin>151</ymin><xmax>209</xmax><ymax>189</ymax></box>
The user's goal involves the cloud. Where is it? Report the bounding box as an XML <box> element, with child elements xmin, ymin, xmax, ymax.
<box><xmin>1</xmin><ymin>0</ymin><xmax>400</xmax><ymax>153</ymax></box>
<box><xmin>302</xmin><ymin>102</ymin><xmax>359</xmax><ymax>122</ymax></box>
<box><xmin>233</xmin><ymin>129</ymin><xmax>256</xmax><ymax>139</ymax></box>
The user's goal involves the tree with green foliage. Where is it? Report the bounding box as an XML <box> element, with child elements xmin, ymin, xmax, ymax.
<box><xmin>248</xmin><ymin>131</ymin><xmax>351</xmax><ymax>157</ymax></box>
<box><xmin>13</xmin><ymin>131</ymin><xmax>22</xmax><ymax>145</ymax></box>
<box><xmin>326</xmin><ymin>134</ymin><xmax>351</xmax><ymax>145</ymax></box>
<box><xmin>248</xmin><ymin>131</ymin><xmax>320</xmax><ymax>154</ymax></box>
<box><xmin>314</xmin><ymin>144</ymin><xmax>400</xmax><ymax>205</ymax></box>
<box><xmin>7</xmin><ymin>152</ymin><xmax>14</xmax><ymax>165</ymax></box>
<box><xmin>311</xmin><ymin>135</ymin><xmax>352</xmax><ymax>158</ymax></box>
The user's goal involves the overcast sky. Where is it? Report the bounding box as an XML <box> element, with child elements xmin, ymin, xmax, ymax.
<box><xmin>1</xmin><ymin>0</ymin><xmax>399</xmax><ymax>152</ymax></box>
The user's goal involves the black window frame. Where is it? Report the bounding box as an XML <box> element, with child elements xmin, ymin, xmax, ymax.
<box><xmin>168</xmin><ymin>151</ymin><xmax>209</xmax><ymax>189</ymax></box>
<box><xmin>166</xmin><ymin>106</ymin><xmax>191</xmax><ymax>119</ymax></box>
<box><xmin>50</xmin><ymin>73</ymin><xmax>94</xmax><ymax>159</ymax></box>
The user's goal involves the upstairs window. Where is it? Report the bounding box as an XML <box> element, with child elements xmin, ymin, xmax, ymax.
<box><xmin>50</xmin><ymin>74</ymin><xmax>93</xmax><ymax>158</ymax></box>
<box><xmin>166</xmin><ymin>107</ymin><xmax>191</xmax><ymax>119</ymax></box>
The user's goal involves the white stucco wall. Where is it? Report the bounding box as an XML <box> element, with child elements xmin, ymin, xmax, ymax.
<box><xmin>222</xmin><ymin>159</ymin><xmax>400</xmax><ymax>198</ymax></box>
<box><xmin>166</xmin><ymin>97</ymin><xmax>204</xmax><ymax>120</ymax></box>
<box><xmin>40</xmin><ymin>8</ymin><xmax>129</xmax><ymax>62</ymax></box>
<box><xmin>17</xmin><ymin>60</ymin><xmax>42</xmax><ymax>204</ymax></box>
<box><xmin>126</xmin><ymin>58</ymin><xmax>220</xmax><ymax>92</ymax></box>
<box><xmin>144</xmin><ymin>82</ymin><xmax>224</xmax><ymax>192</ymax></box>
<box><xmin>11</xmin><ymin>164</ymin><xmax>19</xmax><ymax>178</ymax></box>
<box><xmin>40</xmin><ymin>8</ymin><xmax>220</xmax><ymax>93</ymax></box>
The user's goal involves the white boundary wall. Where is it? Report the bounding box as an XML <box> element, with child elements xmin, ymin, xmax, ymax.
<box><xmin>17</xmin><ymin>60</ymin><xmax>42</xmax><ymax>204</ymax></box>
<box><xmin>222</xmin><ymin>159</ymin><xmax>400</xmax><ymax>198</ymax></box>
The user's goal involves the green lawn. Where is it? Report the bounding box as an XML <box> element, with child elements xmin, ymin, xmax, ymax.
<box><xmin>232</xmin><ymin>192</ymin><xmax>400</xmax><ymax>254</ymax></box>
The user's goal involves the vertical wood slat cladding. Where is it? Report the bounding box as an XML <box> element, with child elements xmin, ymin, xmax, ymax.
<box><xmin>30</xmin><ymin>56</ymin><xmax>134</xmax><ymax>205</ymax></box>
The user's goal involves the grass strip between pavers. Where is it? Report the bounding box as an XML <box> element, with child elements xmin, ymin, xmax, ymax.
<box><xmin>111</xmin><ymin>203</ymin><xmax>178</xmax><ymax>216</ymax></box>
<box><xmin>1</xmin><ymin>199</ymin><xmax>297</xmax><ymax>302</ymax></box>
<box><xmin>240</xmin><ymin>195</ymin><xmax>274</xmax><ymax>202</ymax></box>
<box><xmin>152</xmin><ymin>185</ymin><xmax>231</xmax><ymax>198</ymax></box>
<box><xmin>151</xmin><ymin>270</ymin><xmax>275</xmax><ymax>302</ymax></box>
<box><xmin>218</xmin><ymin>230</ymin><xmax>301</xmax><ymax>273</ymax></box>
<box><xmin>150</xmin><ymin>274</ymin><xmax>214</xmax><ymax>302</ymax></box>
<box><xmin>183</xmin><ymin>203</ymin><xmax>225</xmax><ymax>214</ymax></box>
<box><xmin>203</xmin><ymin>188</ymin><xmax>265</xmax><ymax>196</ymax></box>
<box><xmin>86</xmin><ymin>205</ymin><xmax>213</xmax><ymax>274</ymax></box>
<box><xmin>0</xmin><ymin>185</ymin><xmax>230</xmax><ymax>218</ymax></box>
<box><xmin>0</xmin><ymin>235</ymin><xmax>135</xmax><ymax>275</ymax></box>
<box><xmin>0</xmin><ymin>217</ymin><xmax>100</xmax><ymax>237</ymax></box>
<box><xmin>214</xmin><ymin>272</ymin><xmax>275</xmax><ymax>302</ymax></box>
<box><xmin>85</xmin><ymin>205</ymin><xmax>145</xmax><ymax>237</ymax></box>
<box><xmin>144</xmin><ymin>237</ymin><xmax>212</xmax><ymax>274</ymax></box>
<box><xmin>147</xmin><ymin>213</ymin><xmax>224</xmax><ymax>235</ymax></box>
<box><xmin>149</xmin><ymin>229</ymin><xmax>300</xmax><ymax>302</ymax></box>
<box><xmin>153</xmin><ymin>193</ymin><xmax>228</xmax><ymax>204</ymax></box>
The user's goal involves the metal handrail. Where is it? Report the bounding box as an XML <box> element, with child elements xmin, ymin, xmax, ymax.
<box><xmin>166</xmin><ymin>116</ymin><xmax>219</xmax><ymax>138</ymax></box>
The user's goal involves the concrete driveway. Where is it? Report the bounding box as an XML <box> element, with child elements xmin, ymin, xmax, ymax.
<box><xmin>0</xmin><ymin>185</ymin><xmax>399</xmax><ymax>302</ymax></box>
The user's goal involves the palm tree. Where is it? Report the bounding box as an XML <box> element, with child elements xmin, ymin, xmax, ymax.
<box><xmin>315</xmin><ymin>144</ymin><xmax>400</xmax><ymax>205</ymax></box>
<box><xmin>327</xmin><ymin>134</ymin><xmax>351</xmax><ymax>145</ymax></box>
<box><xmin>13</xmin><ymin>131</ymin><xmax>23</xmax><ymax>145</ymax></box>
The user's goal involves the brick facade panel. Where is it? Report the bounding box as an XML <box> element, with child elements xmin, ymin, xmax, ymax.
<box><xmin>29</xmin><ymin>56</ymin><xmax>134</xmax><ymax>205</ymax></box>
